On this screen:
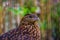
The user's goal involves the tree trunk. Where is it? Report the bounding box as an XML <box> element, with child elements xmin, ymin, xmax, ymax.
<box><xmin>8</xmin><ymin>0</ymin><xmax>12</xmax><ymax>30</ymax></box>
<box><xmin>40</xmin><ymin>0</ymin><xmax>46</xmax><ymax>40</ymax></box>
<box><xmin>0</xmin><ymin>0</ymin><xmax>3</xmax><ymax>34</ymax></box>
<box><xmin>46</xmin><ymin>0</ymin><xmax>52</xmax><ymax>40</ymax></box>
<box><xmin>2</xmin><ymin>7</ymin><xmax>6</xmax><ymax>33</ymax></box>
<box><xmin>40</xmin><ymin>0</ymin><xmax>45</xmax><ymax>22</ymax></box>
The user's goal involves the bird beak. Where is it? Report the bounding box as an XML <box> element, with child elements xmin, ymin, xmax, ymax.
<box><xmin>35</xmin><ymin>18</ymin><xmax>40</xmax><ymax>21</ymax></box>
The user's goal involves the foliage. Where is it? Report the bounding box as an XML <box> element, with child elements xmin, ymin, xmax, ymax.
<box><xmin>6</xmin><ymin>6</ymin><xmax>37</xmax><ymax>17</ymax></box>
<box><xmin>24</xmin><ymin>0</ymin><xmax>34</xmax><ymax>7</ymax></box>
<box><xmin>40</xmin><ymin>20</ymin><xmax>47</xmax><ymax>30</ymax></box>
<box><xmin>2</xmin><ymin>0</ymin><xmax>37</xmax><ymax>17</ymax></box>
<box><xmin>51</xmin><ymin>2</ymin><xmax>60</xmax><ymax>18</ymax></box>
<box><xmin>41</xmin><ymin>0</ymin><xmax>48</xmax><ymax>4</ymax></box>
<box><xmin>56</xmin><ymin>3</ymin><xmax>60</xmax><ymax>17</ymax></box>
<box><xmin>51</xmin><ymin>2</ymin><xmax>60</xmax><ymax>38</ymax></box>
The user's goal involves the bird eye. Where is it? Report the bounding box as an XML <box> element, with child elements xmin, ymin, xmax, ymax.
<box><xmin>29</xmin><ymin>16</ymin><xmax>32</xmax><ymax>18</ymax></box>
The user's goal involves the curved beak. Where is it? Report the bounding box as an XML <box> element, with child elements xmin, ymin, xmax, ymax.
<box><xmin>34</xmin><ymin>17</ymin><xmax>40</xmax><ymax>21</ymax></box>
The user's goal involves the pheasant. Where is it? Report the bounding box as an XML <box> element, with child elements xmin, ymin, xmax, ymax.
<box><xmin>0</xmin><ymin>14</ymin><xmax>41</xmax><ymax>40</ymax></box>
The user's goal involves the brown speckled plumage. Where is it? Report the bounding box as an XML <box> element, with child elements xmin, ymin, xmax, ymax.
<box><xmin>0</xmin><ymin>14</ymin><xmax>41</xmax><ymax>40</ymax></box>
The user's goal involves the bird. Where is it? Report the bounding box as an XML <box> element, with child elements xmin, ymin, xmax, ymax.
<box><xmin>0</xmin><ymin>14</ymin><xmax>41</xmax><ymax>40</ymax></box>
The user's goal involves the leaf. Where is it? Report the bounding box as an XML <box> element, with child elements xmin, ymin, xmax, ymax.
<box><xmin>40</xmin><ymin>21</ymin><xmax>47</xmax><ymax>30</ymax></box>
<box><xmin>31</xmin><ymin>7</ymin><xmax>36</xmax><ymax>13</ymax></box>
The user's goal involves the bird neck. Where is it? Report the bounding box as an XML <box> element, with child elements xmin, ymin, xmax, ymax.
<box><xmin>18</xmin><ymin>21</ymin><xmax>35</xmax><ymax>31</ymax></box>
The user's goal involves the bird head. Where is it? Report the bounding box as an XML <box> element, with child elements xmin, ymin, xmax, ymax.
<box><xmin>21</xmin><ymin>14</ymin><xmax>39</xmax><ymax>23</ymax></box>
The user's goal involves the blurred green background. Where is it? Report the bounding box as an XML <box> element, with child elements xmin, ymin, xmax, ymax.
<box><xmin>0</xmin><ymin>0</ymin><xmax>60</xmax><ymax>40</ymax></box>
